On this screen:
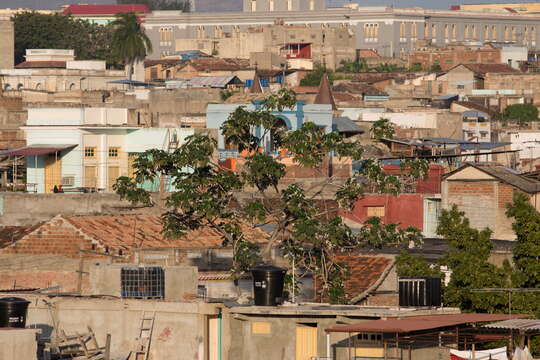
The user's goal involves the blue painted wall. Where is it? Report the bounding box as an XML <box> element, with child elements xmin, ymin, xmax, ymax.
<box><xmin>206</xmin><ymin>101</ymin><xmax>333</xmax><ymax>150</ymax></box>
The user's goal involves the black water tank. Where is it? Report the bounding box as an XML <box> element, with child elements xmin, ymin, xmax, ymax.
<box><xmin>0</xmin><ymin>297</ymin><xmax>31</xmax><ymax>328</ymax></box>
<box><xmin>399</xmin><ymin>277</ymin><xmax>442</xmax><ymax>307</ymax></box>
<box><xmin>251</xmin><ymin>265</ymin><xmax>287</xmax><ymax>306</ymax></box>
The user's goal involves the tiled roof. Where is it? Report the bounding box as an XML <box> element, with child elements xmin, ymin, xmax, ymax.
<box><xmin>460</xmin><ymin>63</ymin><xmax>519</xmax><ymax>75</ymax></box>
<box><xmin>64</xmin><ymin>215</ymin><xmax>269</xmax><ymax>250</ymax></box>
<box><xmin>358</xmin><ymin>49</ymin><xmax>381</xmax><ymax>58</ymax></box>
<box><xmin>335</xmin><ymin>254</ymin><xmax>394</xmax><ymax>303</ymax></box>
<box><xmin>454</xmin><ymin>101</ymin><xmax>497</xmax><ymax>116</ymax></box>
<box><xmin>62</xmin><ymin>4</ymin><xmax>150</xmax><ymax>15</ymax></box>
<box><xmin>181</xmin><ymin>58</ymin><xmax>251</xmax><ymax>72</ymax></box>
<box><xmin>144</xmin><ymin>59</ymin><xmax>184</xmax><ymax>68</ymax></box>
<box><xmin>332</xmin><ymin>81</ymin><xmax>387</xmax><ymax>96</ymax></box>
<box><xmin>0</xmin><ymin>225</ymin><xmax>40</xmax><ymax>249</ymax></box>
<box><xmin>15</xmin><ymin>61</ymin><xmax>66</xmax><ymax>69</ymax></box>
<box><xmin>444</xmin><ymin>164</ymin><xmax>540</xmax><ymax>193</ymax></box>
<box><xmin>291</xmin><ymin>86</ymin><xmax>318</xmax><ymax>93</ymax></box>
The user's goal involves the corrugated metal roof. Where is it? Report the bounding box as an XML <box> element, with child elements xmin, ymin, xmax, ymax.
<box><xmin>332</xmin><ymin>117</ymin><xmax>364</xmax><ymax>134</ymax></box>
<box><xmin>0</xmin><ymin>144</ymin><xmax>77</xmax><ymax>157</ymax></box>
<box><xmin>326</xmin><ymin>314</ymin><xmax>529</xmax><ymax>334</ymax></box>
<box><xmin>484</xmin><ymin>319</ymin><xmax>540</xmax><ymax>331</ymax></box>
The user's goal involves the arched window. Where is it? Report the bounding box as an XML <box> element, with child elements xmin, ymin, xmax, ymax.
<box><xmin>3</xmin><ymin>84</ymin><xmax>11</xmax><ymax>91</ymax></box>
<box><xmin>17</xmin><ymin>83</ymin><xmax>23</xmax><ymax>90</ymax></box>
<box><xmin>35</xmin><ymin>83</ymin><xmax>42</xmax><ymax>90</ymax></box>
<box><xmin>165</xmin><ymin>70</ymin><xmax>172</xmax><ymax>78</ymax></box>
<box><xmin>69</xmin><ymin>83</ymin><xmax>76</xmax><ymax>90</ymax></box>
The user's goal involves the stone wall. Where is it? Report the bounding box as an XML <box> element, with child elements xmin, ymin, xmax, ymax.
<box><xmin>0</xmin><ymin>19</ymin><xmax>14</xmax><ymax>69</ymax></box>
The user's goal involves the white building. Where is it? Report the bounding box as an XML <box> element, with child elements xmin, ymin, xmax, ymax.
<box><xmin>3</xmin><ymin>107</ymin><xmax>193</xmax><ymax>193</ymax></box>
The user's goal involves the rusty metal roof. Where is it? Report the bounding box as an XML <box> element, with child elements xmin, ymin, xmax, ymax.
<box><xmin>484</xmin><ymin>319</ymin><xmax>540</xmax><ymax>331</ymax></box>
<box><xmin>325</xmin><ymin>314</ymin><xmax>529</xmax><ymax>333</ymax></box>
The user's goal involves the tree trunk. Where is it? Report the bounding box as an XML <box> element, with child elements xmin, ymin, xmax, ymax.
<box><xmin>127</xmin><ymin>60</ymin><xmax>133</xmax><ymax>89</ymax></box>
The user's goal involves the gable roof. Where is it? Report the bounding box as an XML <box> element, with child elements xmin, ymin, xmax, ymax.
<box><xmin>63</xmin><ymin>215</ymin><xmax>269</xmax><ymax>250</ymax></box>
<box><xmin>454</xmin><ymin>101</ymin><xmax>497</xmax><ymax>117</ymax></box>
<box><xmin>335</xmin><ymin>254</ymin><xmax>395</xmax><ymax>304</ymax></box>
<box><xmin>449</xmin><ymin>63</ymin><xmax>519</xmax><ymax>76</ymax></box>
<box><xmin>444</xmin><ymin>163</ymin><xmax>540</xmax><ymax>193</ymax></box>
<box><xmin>15</xmin><ymin>61</ymin><xmax>66</xmax><ymax>69</ymax></box>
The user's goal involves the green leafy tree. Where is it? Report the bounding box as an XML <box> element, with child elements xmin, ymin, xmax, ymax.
<box><xmin>431</xmin><ymin>61</ymin><xmax>442</xmax><ymax>72</ymax></box>
<box><xmin>111</xmin><ymin>12</ymin><xmax>153</xmax><ymax>83</ymax></box>
<box><xmin>336</xmin><ymin>59</ymin><xmax>369</xmax><ymax>73</ymax></box>
<box><xmin>118</xmin><ymin>0</ymin><xmax>191</xmax><ymax>11</ymax></box>
<box><xmin>408</xmin><ymin>63</ymin><xmax>423</xmax><ymax>72</ymax></box>
<box><xmin>370</xmin><ymin>118</ymin><xmax>395</xmax><ymax>140</ymax></box>
<box><xmin>502</xmin><ymin>104</ymin><xmax>539</xmax><ymax>126</ymax></box>
<box><xmin>395</xmin><ymin>251</ymin><xmax>443</xmax><ymax>277</ymax></box>
<box><xmin>12</xmin><ymin>12</ymin><xmax>117</xmax><ymax>67</ymax></box>
<box><xmin>437</xmin><ymin>206</ymin><xmax>511</xmax><ymax>313</ymax></box>
<box><xmin>115</xmin><ymin>89</ymin><xmax>428</xmax><ymax>302</ymax></box>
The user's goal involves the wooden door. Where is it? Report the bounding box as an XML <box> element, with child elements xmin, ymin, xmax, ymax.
<box><xmin>107</xmin><ymin>166</ymin><xmax>120</xmax><ymax>191</ymax></box>
<box><xmin>208</xmin><ymin>317</ymin><xmax>218</xmax><ymax>360</ymax></box>
<box><xmin>44</xmin><ymin>153</ymin><xmax>61</xmax><ymax>193</ymax></box>
<box><xmin>296</xmin><ymin>325</ymin><xmax>317</xmax><ymax>360</ymax></box>
<box><xmin>84</xmin><ymin>166</ymin><xmax>97</xmax><ymax>188</ymax></box>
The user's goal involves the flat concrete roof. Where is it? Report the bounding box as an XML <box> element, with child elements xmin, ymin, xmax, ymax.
<box><xmin>226</xmin><ymin>304</ymin><xmax>461</xmax><ymax>318</ymax></box>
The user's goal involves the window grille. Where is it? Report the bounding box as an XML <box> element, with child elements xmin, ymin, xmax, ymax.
<box><xmin>84</xmin><ymin>147</ymin><xmax>95</xmax><ymax>158</ymax></box>
<box><xmin>121</xmin><ymin>267</ymin><xmax>165</xmax><ymax>299</ymax></box>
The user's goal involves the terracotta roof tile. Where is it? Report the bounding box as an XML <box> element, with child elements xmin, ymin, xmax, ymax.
<box><xmin>460</xmin><ymin>63</ymin><xmax>519</xmax><ymax>75</ymax></box>
<box><xmin>64</xmin><ymin>215</ymin><xmax>268</xmax><ymax>250</ymax></box>
<box><xmin>15</xmin><ymin>61</ymin><xmax>66</xmax><ymax>69</ymax></box>
<box><xmin>0</xmin><ymin>225</ymin><xmax>41</xmax><ymax>249</ymax></box>
<box><xmin>335</xmin><ymin>254</ymin><xmax>394</xmax><ymax>302</ymax></box>
<box><xmin>314</xmin><ymin>73</ymin><xmax>337</xmax><ymax>110</ymax></box>
<box><xmin>62</xmin><ymin>4</ymin><xmax>150</xmax><ymax>15</ymax></box>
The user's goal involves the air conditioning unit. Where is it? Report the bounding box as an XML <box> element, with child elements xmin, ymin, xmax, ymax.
<box><xmin>61</xmin><ymin>176</ymin><xmax>75</xmax><ymax>186</ymax></box>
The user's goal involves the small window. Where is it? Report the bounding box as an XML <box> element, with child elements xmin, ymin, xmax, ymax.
<box><xmin>84</xmin><ymin>147</ymin><xmax>96</xmax><ymax>158</ymax></box>
<box><xmin>108</xmin><ymin>147</ymin><xmax>119</xmax><ymax>158</ymax></box>
<box><xmin>457</xmin><ymin>85</ymin><xmax>465</xmax><ymax>90</ymax></box>
<box><xmin>367</xmin><ymin>206</ymin><xmax>385</xmax><ymax>217</ymax></box>
<box><xmin>252</xmin><ymin>322</ymin><xmax>271</xmax><ymax>334</ymax></box>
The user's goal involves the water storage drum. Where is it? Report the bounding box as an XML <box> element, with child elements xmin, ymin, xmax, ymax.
<box><xmin>251</xmin><ymin>265</ymin><xmax>287</xmax><ymax>306</ymax></box>
<box><xmin>0</xmin><ymin>297</ymin><xmax>31</xmax><ymax>328</ymax></box>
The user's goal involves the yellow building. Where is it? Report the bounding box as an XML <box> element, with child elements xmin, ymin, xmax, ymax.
<box><xmin>455</xmin><ymin>3</ymin><xmax>540</xmax><ymax>14</ymax></box>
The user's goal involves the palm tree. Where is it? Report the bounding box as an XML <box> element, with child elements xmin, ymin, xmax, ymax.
<box><xmin>111</xmin><ymin>12</ymin><xmax>152</xmax><ymax>84</ymax></box>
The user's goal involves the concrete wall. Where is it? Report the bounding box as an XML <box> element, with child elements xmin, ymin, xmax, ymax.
<box><xmin>0</xmin><ymin>192</ymin><xmax>145</xmax><ymax>225</ymax></box>
<box><xmin>0</xmin><ymin>328</ymin><xmax>39</xmax><ymax>360</ymax></box>
<box><xmin>20</xmin><ymin>294</ymin><xmax>218</xmax><ymax>360</ymax></box>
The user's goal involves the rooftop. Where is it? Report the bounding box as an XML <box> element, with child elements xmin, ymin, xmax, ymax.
<box><xmin>180</xmin><ymin>58</ymin><xmax>251</xmax><ymax>72</ymax></box>
<box><xmin>326</xmin><ymin>313</ymin><xmax>529</xmax><ymax>333</ymax></box>
<box><xmin>15</xmin><ymin>61</ymin><xmax>66</xmax><ymax>69</ymax></box>
<box><xmin>61</xmin><ymin>4</ymin><xmax>151</xmax><ymax>15</ymax></box>
<box><xmin>444</xmin><ymin>163</ymin><xmax>540</xmax><ymax>193</ymax></box>
<box><xmin>459</xmin><ymin>63</ymin><xmax>519</xmax><ymax>75</ymax></box>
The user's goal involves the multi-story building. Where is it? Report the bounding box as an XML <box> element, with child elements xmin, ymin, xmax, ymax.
<box><xmin>174</xmin><ymin>24</ymin><xmax>355</xmax><ymax>70</ymax></box>
<box><xmin>5</xmin><ymin>107</ymin><xmax>194</xmax><ymax>194</ymax></box>
<box><xmin>144</xmin><ymin>5</ymin><xmax>540</xmax><ymax>60</ymax></box>
<box><xmin>451</xmin><ymin>3</ymin><xmax>540</xmax><ymax>14</ymax></box>
<box><xmin>1</xmin><ymin>49</ymin><xmax>132</xmax><ymax>92</ymax></box>
<box><xmin>60</xmin><ymin>4</ymin><xmax>151</xmax><ymax>25</ymax></box>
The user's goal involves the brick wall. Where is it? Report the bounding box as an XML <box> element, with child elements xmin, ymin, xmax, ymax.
<box><xmin>0</xmin><ymin>270</ymin><xmax>86</xmax><ymax>293</ymax></box>
<box><xmin>498</xmin><ymin>183</ymin><xmax>515</xmax><ymax>208</ymax></box>
<box><xmin>447</xmin><ymin>181</ymin><xmax>495</xmax><ymax>196</ymax></box>
<box><xmin>0</xmin><ymin>217</ymin><xmax>96</xmax><ymax>258</ymax></box>
<box><xmin>363</xmin><ymin>293</ymin><xmax>399</xmax><ymax>307</ymax></box>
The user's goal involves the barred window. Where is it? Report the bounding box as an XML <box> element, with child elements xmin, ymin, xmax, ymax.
<box><xmin>84</xmin><ymin>147</ymin><xmax>95</xmax><ymax>158</ymax></box>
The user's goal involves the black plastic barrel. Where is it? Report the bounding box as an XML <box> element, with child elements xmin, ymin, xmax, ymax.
<box><xmin>251</xmin><ymin>265</ymin><xmax>287</xmax><ymax>306</ymax></box>
<box><xmin>0</xmin><ymin>297</ymin><xmax>31</xmax><ymax>328</ymax></box>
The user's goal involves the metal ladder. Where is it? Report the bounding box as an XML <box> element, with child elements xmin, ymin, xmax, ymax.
<box><xmin>134</xmin><ymin>311</ymin><xmax>155</xmax><ymax>360</ymax></box>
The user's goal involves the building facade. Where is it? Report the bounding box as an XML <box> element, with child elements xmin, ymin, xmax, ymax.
<box><xmin>144</xmin><ymin>6</ymin><xmax>540</xmax><ymax>60</ymax></box>
<box><xmin>16</xmin><ymin>107</ymin><xmax>194</xmax><ymax>193</ymax></box>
